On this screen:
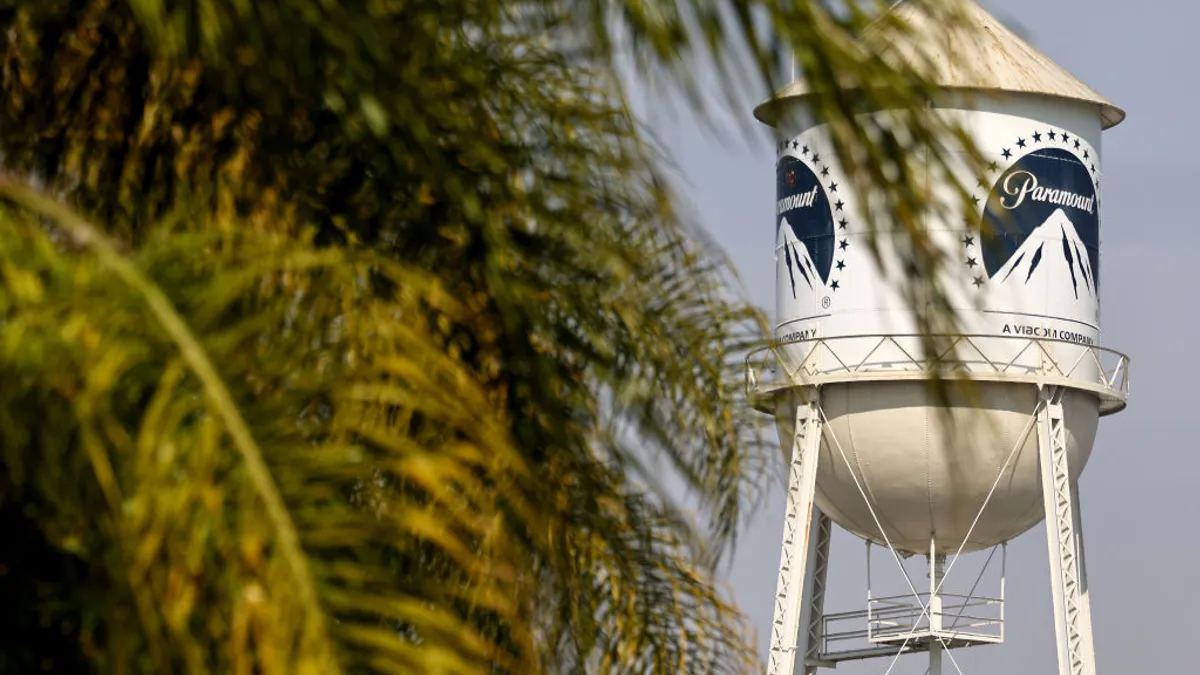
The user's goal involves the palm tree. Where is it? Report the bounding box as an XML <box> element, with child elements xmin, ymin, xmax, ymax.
<box><xmin>0</xmin><ymin>0</ymin><xmax>978</xmax><ymax>673</ymax></box>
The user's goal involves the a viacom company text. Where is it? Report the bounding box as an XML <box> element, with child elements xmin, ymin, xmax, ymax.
<box><xmin>1000</xmin><ymin>323</ymin><xmax>1095</xmax><ymax>346</ymax></box>
<box><xmin>778</xmin><ymin>328</ymin><xmax>818</xmax><ymax>344</ymax></box>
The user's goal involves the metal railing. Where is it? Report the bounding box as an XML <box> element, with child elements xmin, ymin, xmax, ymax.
<box><xmin>816</xmin><ymin>592</ymin><xmax>1004</xmax><ymax>661</ymax></box>
<box><xmin>745</xmin><ymin>333</ymin><xmax>1130</xmax><ymax>414</ymax></box>
<box><xmin>867</xmin><ymin>592</ymin><xmax>1004</xmax><ymax>644</ymax></box>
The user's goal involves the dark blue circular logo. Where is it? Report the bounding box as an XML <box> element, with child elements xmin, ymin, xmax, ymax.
<box><xmin>978</xmin><ymin>148</ymin><xmax>1099</xmax><ymax>295</ymax></box>
<box><xmin>777</xmin><ymin>155</ymin><xmax>835</xmax><ymax>295</ymax></box>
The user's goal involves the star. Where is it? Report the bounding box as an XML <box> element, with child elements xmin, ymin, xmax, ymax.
<box><xmin>828</xmin><ymin>181</ymin><xmax>839</xmax><ymax>192</ymax></box>
<box><xmin>973</xmin><ymin>275</ymin><xmax>985</xmax><ymax>287</ymax></box>
<box><xmin>834</xmin><ymin>199</ymin><xmax>845</xmax><ymax>211</ymax></box>
<box><xmin>839</xmin><ymin>239</ymin><xmax>849</xmax><ymax>250</ymax></box>
<box><xmin>791</xmin><ymin>140</ymin><xmax>799</xmax><ymax>150</ymax></box>
<box><xmin>1062</xmin><ymin>132</ymin><xmax>1070</xmax><ymax>144</ymax></box>
<box><xmin>811</xmin><ymin>153</ymin><xmax>821</xmax><ymax>163</ymax></box>
<box><xmin>962</xmin><ymin>235</ymin><xmax>974</xmax><ymax>247</ymax></box>
<box><xmin>820</xmin><ymin>167</ymin><xmax>830</xmax><ymax>177</ymax></box>
<box><xmin>966</xmin><ymin>257</ymin><xmax>978</xmax><ymax>267</ymax></box>
<box><xmin>1016</xmin><ymin>137</ymin><xmax>1027</xmax><ymax>148</ymax></box>
<box><xmin>802</xmin><ymin>145</ymin><xmax>810</xmax><ymax>155</ymax></box>
<box><xmin>1032</xmin><ymin>132</ymin><xmax>1042</xmax><ymax>142</ymax></box>
<box><xmin>838</xmin><ymin>218</ymin><xmax>848</xmax><ymax>230</ymax></box>
<box><xmin>836</xmin><ymin>260</ymin><xmax>846</xmax><ymax>271</ymax></box>
<box><xmin>976</xmin><ymin>176</ymin><xmax>988</xmax><ymax>188</ymax></box>
<box><xmin>831</xmin><ymin>280</ymin><xmax>840</xmax><ymax>290</ymax></box>
<box><xmin>1083</xmin><ymin>149</ymin><xmax>1090</xmax><ymax>159</ymax></box>
<box><xmin>987</xmin><ymin>161</ymin><xmax>999</xmax><ymax>172</ymax></box>
<box><xmin>1048</xmin><ymin>130</ymin><xmax>1057</xmax><ymax>141</ymax></box>
<box><xmin>972</xmin><ymin>195</ymin><xmax>980</xmax><ymax>204</ymax></box>
<box><xmin>1074</xmin><ymin>138</ymin><xmax>1081</xmax><ymax>149</ymax></box>
<box><xmin>1002</xmin><ymin>148</ymin><xmax>1012</xmax><ymax>159</ymax></box>
<box><xmin>1090</xmin><ymin>163</ymin><xmax>1096</xmax><ymax>173</ymax></box>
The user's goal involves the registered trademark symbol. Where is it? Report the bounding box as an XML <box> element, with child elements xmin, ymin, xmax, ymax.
<box><xmin>821</xmin><ymin>296</ymin><xmax>831</xmax><ymax>309</ymax></box>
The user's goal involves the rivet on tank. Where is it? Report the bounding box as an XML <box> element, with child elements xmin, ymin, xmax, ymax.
<box><xmin>747</xmin><ymin>2</ymin><xmax>1130</xmax><ymax>675</ymax></box>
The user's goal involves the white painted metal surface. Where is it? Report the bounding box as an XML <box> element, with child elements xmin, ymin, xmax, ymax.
<box><xmin>765</xmin><ymin>82</ymin><xmax>1112</xmax><ymax>554</ymax></box>
<box><xmin>759</xmin><ymin>0</ymin><xmax>1119</xmax><ymax>553</ymax></box>
<box><xmin>771</xmin><ymin>98</ymin><xmax>1106</xmax><ymax>391</ymax></box>
<box><xmin>758</xmin><ymin>333</ymin><xmax>1124</xmax><ymax>554</ymax></box>
<box><xmin>755</xmin><ymin>1</ymin><xmax>1127</xmax><ymax>673</ymax></box>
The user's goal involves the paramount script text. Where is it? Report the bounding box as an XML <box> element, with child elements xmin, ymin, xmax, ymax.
<box><xmin>777</xmin><ymin>185</ymin><xmax>819</xmax><ymax>214</ymax></box>
<box><xmin>1000</xmin><ymin>170</ymin><xmax>1095</xmax><ymax>214</ymax></box>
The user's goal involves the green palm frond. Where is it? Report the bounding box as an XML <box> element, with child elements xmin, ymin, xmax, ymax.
<box><xmin>0</xmin><ymin>194</ymin><xmax>552</xmax><ymax>673</ymax></box>
<box><xmin>0</xmin><ymin>0</ymin><xmax>989</xmax><ymax>673</ymax></box>
<box><xmin>0</xmin><ymin>180</ymin><xmax>765</xmax><ymax>672</ymax></box>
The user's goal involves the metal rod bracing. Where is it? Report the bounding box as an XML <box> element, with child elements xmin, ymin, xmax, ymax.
<box><xmin>814</xmin><ymin>387</ymin><xmax>1044</xmax><ymax>674</ymax></box>
<box><xmin>815</xmin><ymin>406</ymin><xmax>952</xmax><ymax>675</ymax></box>
<box><xmin>820</xmin><ymin>403</ymin><xmax>1035</xmax><ymax>675</ymax></box>
<box><xmin>770</xmin><ymin>378</ymin><xmax>1086</xmax><ymax>674</ymax></box>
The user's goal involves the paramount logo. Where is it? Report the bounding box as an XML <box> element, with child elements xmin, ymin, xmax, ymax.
<box><xmin>777</xmin><ymin>185</ymin><xmax>819</xmax><ymax>214</ymax></box>
<box><xmin>1000</xmin><ymin>170</ymin><xmax>1095</xmax><ymax>214</ymax></box>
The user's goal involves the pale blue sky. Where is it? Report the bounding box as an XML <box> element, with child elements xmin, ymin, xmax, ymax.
<box><xmin>633</xmin><ymin>1</ymin><xmax>1200</xmax><ymax>672</ymax></box>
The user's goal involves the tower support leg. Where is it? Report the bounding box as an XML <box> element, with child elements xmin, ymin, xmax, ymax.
<box><xmin>767</xmin><ymin>398</ymin><xmax>828</xmax><ymax>675</ymax></box>
<box><xmin>1037</xmin><ymin>386</ymin><xmax>1097</xmax><ymax>675</ymax></box>
<box><xmin>928</xmin><ymin>546</ymin><xmax>946</xmax><ymax>675</ymax></box>
<box><xmin>802</xmin><ymin>514</ymin><xmax>832</xmax><ymax>674</ymax></box>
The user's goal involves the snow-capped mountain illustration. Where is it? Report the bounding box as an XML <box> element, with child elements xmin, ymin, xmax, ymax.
<box><xmin>993</xmin><ymin>207</ymin><xmax>1096</xmax><ymax>302</ymax></box>
<box><xmin>779</xmin><ymin>217</ymin><xmax>826</xmax><ymax>297</ymax></box>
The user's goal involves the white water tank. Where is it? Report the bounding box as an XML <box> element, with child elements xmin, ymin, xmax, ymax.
<box><xmin>753</xmin><ymin>0</ymin><xmax>1126</xmax><ymax>554</ymax></box>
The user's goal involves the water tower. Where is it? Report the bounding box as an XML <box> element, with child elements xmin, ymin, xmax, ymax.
<box><xmin>747</xmin><ymin>2</ymin><xmax>1129</xmax><ymax>674</ymax></box>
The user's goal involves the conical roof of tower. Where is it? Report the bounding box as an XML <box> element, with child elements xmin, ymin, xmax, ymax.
<box><xmin>754</xmin><ymin>0</ymin><xmax>1124</xmax><ymax>129</ymax></box>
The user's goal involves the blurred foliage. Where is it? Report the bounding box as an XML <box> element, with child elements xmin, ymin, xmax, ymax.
<box><xmin>0</xmin><ymin>0</ymin><xmax>982</xmax><ymax>673</ymax></box>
